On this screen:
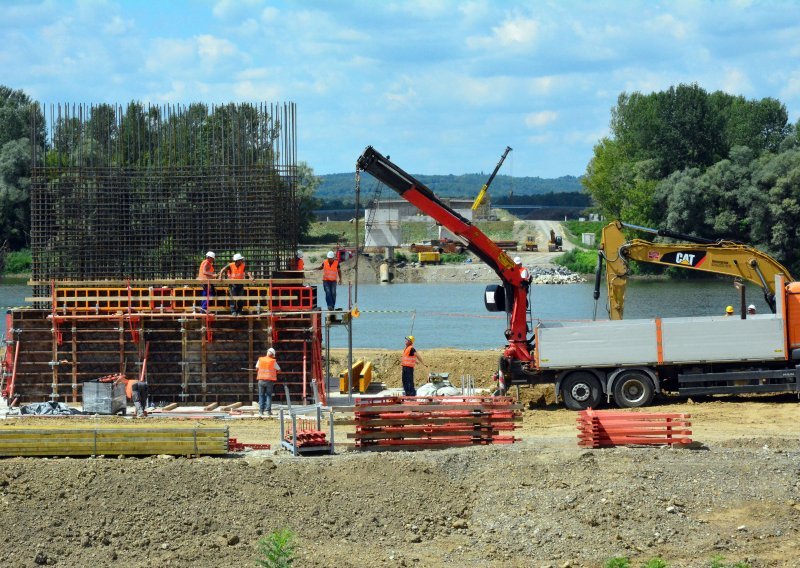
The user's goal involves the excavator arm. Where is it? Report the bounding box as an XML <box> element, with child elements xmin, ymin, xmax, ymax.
<box><xmin>471</xmin><ymin>146</ymin><xmax>512</xmax><ymax>211</ymax></box>
<box><xmin>356</xmin><ymin>146</ymin><xmax>532</xmax><ymax>363</ymax></box>
<box><xmin>599</xmin><ymin>220</ymin><xmax>794</xmax><ymax>319</ymax></box>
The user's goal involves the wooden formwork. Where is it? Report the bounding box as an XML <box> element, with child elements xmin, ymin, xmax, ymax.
<box><xmin>3</xmin><ymin>279</ymin><xmax>325</xmax><ymax>406</ymax></box>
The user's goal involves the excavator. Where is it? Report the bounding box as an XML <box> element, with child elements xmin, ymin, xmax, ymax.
<box><xmin>596</xmin><ymin>220</ymin><xmax>794</xmax><ymax>320</ymax></box>
<box><xmin>356</xmin><ymin>146</ymin><xmax>535</xmax><ymax>386</ymax></box>
<box><xmin>471</xmin><ymin>146</ymin><xmax>512</xmax><ymax>211</ymax></box>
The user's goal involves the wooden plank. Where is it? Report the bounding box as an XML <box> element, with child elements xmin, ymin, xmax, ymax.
<box><xmin>204</xmin><ymin>402</ymin><xmax>220</xmax><ymax>411</ymax></box>
<box><xmin>162</xmin><ymin>403</ymin><xmax>180</xmax><ymax>411</ymax></box>
<box><xmin>221</xmin><ymin>401</ymin><xmax>243</xmax><ymax>411</ymax></box>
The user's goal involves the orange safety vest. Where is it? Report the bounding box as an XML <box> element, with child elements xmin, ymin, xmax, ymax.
<box><xmin>257</xmin><ymin>356</ymin><xmax>278</xmax><ymax>381</ymax></box>
<box><xmin>322</xmin><ymin>259</ymin><xmax>339</xmax><ymax>282</ymax></box>
<box><xmin>401</xmin><ymin>345</ymin><xmax>416</xmax><ymax>368</ymax></box>
<box><xmin>198</xmin><ymin>258</ymin><xmax>214</xmax><ymax>280</ymax></box>
<box><xmin>125</xmin><ymin>379</ymin><xmax>137</xmax><ymax>400</ymax></box>
<box><xmin>296</xmin><ymin>258</ymin><xmax>305</xmax><ymax>271</ymax></box>
<box><xmin>227</xmin><ymin>262</ymin><xmax>246</xmax><ymax>279</ymax></box>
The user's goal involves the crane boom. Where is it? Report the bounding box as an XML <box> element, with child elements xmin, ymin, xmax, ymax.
<box><xmin>599</xmin><ymin>220</ymin><xmax>794</xmax><ymax>319</ymax></box>
<box><xmin>471</xmin><ymin>146</ymin><xmax>512</xmax><ymax>211</ymax></box>
<box><xmin>356</xmin><ymin>146</ymin><xmax>533</xmax><ymax>365</ymax></box>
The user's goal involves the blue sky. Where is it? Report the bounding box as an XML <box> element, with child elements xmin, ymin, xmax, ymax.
<box><xmin>3</xmin><ymin>0</ymin><xmax>800</xmax><ymax>177</ymax></box>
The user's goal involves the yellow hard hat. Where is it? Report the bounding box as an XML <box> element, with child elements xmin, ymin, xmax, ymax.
<box><xmin>725</xmin><ymin>305</ymin><xmax>734</xmax><ymax>314</ymax></box>
<box><xmin>405</xmin><ymin>335</ymin><xmax>414</xmax><ymax>343</ymax></box>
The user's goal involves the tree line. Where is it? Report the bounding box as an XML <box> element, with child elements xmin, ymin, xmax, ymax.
<box><xmin>583</xmin><ymin>83</ymin><xmax>800</xmax><ymax>274</ymax></box>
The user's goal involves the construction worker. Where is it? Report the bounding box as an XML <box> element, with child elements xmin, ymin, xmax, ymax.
<box><xmin>218</xmin><ymin>253</ymin><xmax>254</xmax><ymax>315</ymax></box>
<box><xmin>120</xmin><ymin>377</ymin><xmax>149</xmax><ymax>418</ymax></box>
<box><xmin>197</xmin><ymin>251</ymin><xmax>216</xmax><ymax>313</ymax></box>
<box><xmin>401</xmin><ymin>335</ymin><xmax>424</xmax><ymax>397</ymax></box>
<box><xmin>319</xmin><ymin>251</ymin><xmax>342</xmax><ymax>310</ymax></box>
<box><xmin>514</xmin><ymin>256</ymin><xmax>531</xmax><ymax>289</ymax></box>
<box><xmin>725</xmin><ymin>305</ymin><xmax>734</xmax><ymax>317</ymax></box>
<box><xmin>256</xmin><ymin>347</ymin><xmax>280</xmax><ymax>416</ymax></box>
<box><xmin>747</xmin><ymin>304</ymin><xmax>757</xmax><ymax>315</ymax></box>
<box><xmin>295</xmin><ymin>250</ymin><xmax>304</xmax><ymax>271</ymax></box>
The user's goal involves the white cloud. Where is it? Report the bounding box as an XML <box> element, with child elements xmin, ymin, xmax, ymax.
<box><xmin>103</xmin><ymin>15</ymin><xmax>132</xmax><ymax>35</ymax></box>
<box><xmin>720</xmin><ymin>67</ymin><xmax>752</xmax><ymax>95</ymax></box>
<box><xmin>213</xmin><ymin>0</ymin><xmax>264</xmax><ymax>20</ymax></box>
<box><xmin>467</xmin><ymin>14</ymin><xmax>541</xmax><ymax>50</ymax></box>
<box><xmin>525</xmin><ymin>111</ymin><xmax>558</xmax><ymax>128</ymax></box>
<box><xmin>196</xmin><ymin>35</ymin><xmax>238</xmax><ymax>62</ymax></box>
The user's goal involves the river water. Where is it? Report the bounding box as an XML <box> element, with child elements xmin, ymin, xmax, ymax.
<box><xmin>0</xmin><ymin>277</ymin><xmax>769</xmax><ymax>350</ymax></box>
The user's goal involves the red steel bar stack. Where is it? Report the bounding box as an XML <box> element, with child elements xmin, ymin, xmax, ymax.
<box><xmin>577</xmin><ymin>408</ymin><xmax>692</xmax><ymax>448</ymax></box>
<box><xmin>285</xmin><ymin>417</ymin><xmax>329</xmax><ymax>449</ymax></box>
<box><xmin>351</xmin><ymin>396</ymin><xmax>522</xmax><ymax>451</ymax></box>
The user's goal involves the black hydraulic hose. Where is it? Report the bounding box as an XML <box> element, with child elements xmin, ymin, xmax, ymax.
<box><xmin>621</xmin><ymin>222</ymin><xmax>717</xmax><ymax>245</ymax></box>
<box><xmin>593</xmin><ymin>252</ymin><xmax>603</xmax><ymax>321</ymax></box>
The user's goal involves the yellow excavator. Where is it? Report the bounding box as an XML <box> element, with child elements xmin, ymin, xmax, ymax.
<box><xmin>596</xmin><ymin>220</ymin><xmax>794</xmax><ymax>320</ymax></box>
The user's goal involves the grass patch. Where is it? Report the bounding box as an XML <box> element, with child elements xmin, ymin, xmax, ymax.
<box><xmin>255</xmin><ymin>529</ymin><xmax>295</xmax><ymax>567</ymax></box>
<box><xmin>602</xmin><ymin>557</ymin><xmax>749</xmax><ymax>568</ymax></box>
<box><xmin>563</xmin><ymin>220</ymin><xmax>605</xmax><ymax>249</ymax></box>
<box><xmin>441</xmin><ymin>253</ymin><xmax>467</xmax><ymax>264</ymax></box>
<box><xmin>554</xmin><ymin>248</ymin><xmax>599</xmax><ymax>274</ymax></box>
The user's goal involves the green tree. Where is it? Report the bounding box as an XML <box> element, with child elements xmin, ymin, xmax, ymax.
<box><xmin>0</xmin><ymin>85</ymin><xmax>44</xmax><ymax>249</ymax></box>
<box><xmin>296</xmin><ymin>161</ymin><xmax>320</xmax><ymax>242</ymax></box>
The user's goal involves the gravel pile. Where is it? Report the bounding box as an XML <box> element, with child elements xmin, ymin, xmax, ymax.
<box><xmin>529</xmin><ymin>266</ymin><xmax>585</xmax><ymax>284</ymax></box>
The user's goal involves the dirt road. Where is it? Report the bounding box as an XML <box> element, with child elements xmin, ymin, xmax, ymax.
<box><xmin>0</xmin><ymin>348</ymin><xmax>797</xmax><ymax>567</ymax></box>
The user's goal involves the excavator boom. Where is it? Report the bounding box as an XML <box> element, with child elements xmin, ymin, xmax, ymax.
<box><xmin>471</xmin><ymin>146</ymin><xmax>512</xmax><ymax>211</ymax></box>
<box><xmin>600</xmin><ymin>220</ymin><xmax>794</xmax><ymax>319</ymax></box>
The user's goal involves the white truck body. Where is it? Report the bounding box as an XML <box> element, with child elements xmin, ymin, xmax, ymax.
<box><xmin>535</xmin><ymin>313</ymin><xmax>786</xmax><ymax>370</ymax></box>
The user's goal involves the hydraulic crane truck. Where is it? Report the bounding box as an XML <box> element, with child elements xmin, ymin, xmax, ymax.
<box><xmin>356</xmin><ymin>148</ymin><xmax>800</xmax><ymax>409</ymax></box>
<box><xmin>356</xmin><ymin>146</ymin><xmax>536</xmax><ymax>382</ymax></box>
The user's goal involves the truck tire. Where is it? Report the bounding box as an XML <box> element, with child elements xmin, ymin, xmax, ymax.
<box><xmin>613</xmin><ymin>370</ymin><xmax>655</xmax><ymax>408</ymax></box>
<box><xmin>561</xmin><ymin>372</ymin><xmax>602</xmax><ymax>410</ymax></box>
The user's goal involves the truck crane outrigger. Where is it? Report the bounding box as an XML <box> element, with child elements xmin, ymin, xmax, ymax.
<box><xmin>597</xmin><ymin>220</ymin><xmax>794</xmax><ymax>320</ymax></box>
<box><xmin>356</xmin><ymin>146</ymin><xmax>534</xmax><ymax>386</ymax></box>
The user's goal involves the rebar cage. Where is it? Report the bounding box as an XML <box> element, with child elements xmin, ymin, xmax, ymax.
<box><xmin>30</xmin><ymin>102</ymin><xmax>298</xmax><ymax>287</ymax></box>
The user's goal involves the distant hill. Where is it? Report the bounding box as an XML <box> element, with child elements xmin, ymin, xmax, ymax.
<box><xmin>318</xmin><ymin>172</ymin><xmax>583</xmax><ymax>203</ymax></box>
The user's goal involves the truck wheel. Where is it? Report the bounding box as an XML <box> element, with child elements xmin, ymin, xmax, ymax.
<box><xmin>613</xmin><ymin>370</ymin><xmax>655</xmax><ymax>408</ymax></box>
<box><xmin>561</xmin><ymin>372</ymin><xmax>602</xmax><ymax>410</ymax></box>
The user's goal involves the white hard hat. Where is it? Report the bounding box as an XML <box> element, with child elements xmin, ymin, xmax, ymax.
<box><xmin>232</xmin><ymin>253</ymin><xmax>244</xmax><ymax>261</ymax></box>
<box><xmin>267</xmin><ymin>347</ymin><xmax>275</xmax><ymax>356</ymax></box>
<box><xmin>327</xmin><ymin>251</ymin><xmax>335</xmax><ymax>259</ymax></box>
<box><xmin>297</xmin><ymin>250</ymin><xmax>303</xmax><ymax>258</ymax></box>
<box><xmin>513</xmin><ymin>256</ymin><xmax>522</xmax><ymax>265</ymax></box>
<box><xmin>206</xmin><ymin>251</ymin><xmax>215</xmax><ymax>258</ymax></box>
<box><xmin>748</xmin><ymin>304</ymin><xmax>756</xmax><ymax>311</ymax></box>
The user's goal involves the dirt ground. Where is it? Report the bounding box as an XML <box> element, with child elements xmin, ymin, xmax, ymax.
<box><xmin>0</xmin><ymin>348</ymin><xmax>798</xmax><ymax>567</ymax></box>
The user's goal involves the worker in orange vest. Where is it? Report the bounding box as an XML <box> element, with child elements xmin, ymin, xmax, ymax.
<box><xmin>294</xmin><ymin>250</ymin><xmax>304</xmax><ymax>272</ymax></box>
<box><xmin>218</xmin><ymin>253</ymin><xmax>254</xmax><ymax>315</ymax></box>
<box><xmin>318</xmin><ymin>251</ymin><xmax>342</xmax><ymax>310</ymax></box>
<box><xmin>115</xmin><ymin>377</ymin><xmax>149</xmax><ymax>418</ymax></box>
<box><xmin>197</xmin><ymin>251</ymin><xmax>216</xmax><ymax>313</ymax></box>
<box><xmin>401</xmin><ymin>335</ymin><xmax>425</xmax><ymax>396</ymax></box>
<box><xmin>256</xmin><ymin>347</ymin><xmax>280</xmax><ymax>416</ymax></box>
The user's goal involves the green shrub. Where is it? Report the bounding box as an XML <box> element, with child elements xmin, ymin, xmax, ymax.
<box><xmin>441</xmin><ymin>253</ymin><xmax>467</xmax><ymax>264</ymax></box>
<box><xmin>604</xmin><ymin>558</ymin><xmax>630</xmax><ymax>568</ymax></box>
<box><xmin>3</xmin><ymin>249</ymin><xmax>32</xmax><ymax>274</ymax></box>
<box><xmin>394</xmin><ymin>251</ymin><xmax>409</xmax><ymax>262</ymax></box>
<box><xmin>255</xmin><ymin>529</ymin><xmax>295</xmax><ymax>567</ymax></box>
<box><xmin>643</xmin><ymin>559</ymin><xmax>668</xmax><ymax>568</ymax></box>
<box><xmin>554</xmin><ymin>248</ymin><xmax>599</xmax><ymax>274</ymax></box>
